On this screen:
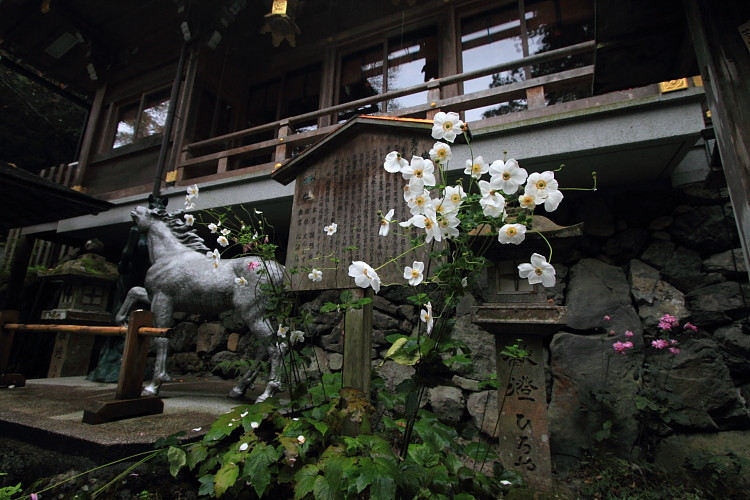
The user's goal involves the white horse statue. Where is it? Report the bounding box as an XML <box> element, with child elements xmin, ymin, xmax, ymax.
<box><xmin>115</xmin><ymin>205</ymin><xmax>286</xmax><ymax>402</ymax></box>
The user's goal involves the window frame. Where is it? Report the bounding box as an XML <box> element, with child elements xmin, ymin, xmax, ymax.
<box><xmin>108</xmin><ymin>86</ymin><xmax>172</xmax><ymax>151</ymax></box>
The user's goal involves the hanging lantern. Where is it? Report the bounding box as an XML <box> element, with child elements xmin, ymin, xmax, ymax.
<box><xmin>260</xmin><ymin>0</ymin><xmax>301</xmax><ymax>47</ymax></box>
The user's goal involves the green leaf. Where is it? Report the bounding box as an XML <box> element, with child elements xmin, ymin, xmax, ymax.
<box><xmin>243</xmin><ymin>442</ymin><xmax>279</xmax><ymax>498</ymax></box>
<box><xmin>370</xmin><ymin>458</ymin><xmax>398</xmax><ymax>500</ymax></box>
<box><xmin>198</xmin><ymin>475</ymin><xmax>215</xmax><ymax>497</ymax></box>
<box><xmin>214</xmin><ymin>462</ymin><xmax>239</xmax><ymax>498</ymax></box>
<box><xmin>407</xmin><ymin>444</ymin><xmax>440</xmax><ymax>468</ymax></box>
<box><xmin>167</xmin><ymin>446</ymin><xmax>187</xmax><ymax>477</ymax></box>
<box><xmin>384</xmin><ymin>337</ymin><xmax>421</xmax><ymax>366</ymax></box>
<box><xmin>313</xmin><ymin>475</ymin><xmax>337</xmax><ymax>500</ymax></box>
<box><xmin>352</xmin><ymin>458</ymin><xmax>377</xmax><ymax>493</ymax></box>
<box><xmin>187</xmin><ymin>444</ymin><xmax>209</xmax><ymax>470</ymax></box>
<box><xmin>464</xmin><ymin>442</ymin><xmax>498</xmax><ymax>461</ymax></box>
<box><xmin>294</xmin><ymin>464</ymin><xmax>320</xmax><ymax>500</ymax></box>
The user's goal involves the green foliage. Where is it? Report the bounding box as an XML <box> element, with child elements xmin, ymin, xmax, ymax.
<box><xmin>0</xmin><ymin>474</ymin><xmax>22</xmax><ymax>500</ymax></box>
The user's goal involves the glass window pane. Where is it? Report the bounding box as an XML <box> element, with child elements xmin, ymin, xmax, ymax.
<box><xmin>136</xmin><ymin>90</ymin><xmax>170</xmax><ymax>139</ymax></box>
<box><xmin>461</xmin><ymin>5</ymin><xmax>527</xmax><ymax>122</ymax></box>
<box><xmin>284</xmin><ymin>63</ymin><xmax>322</xmax><ymax>132</ymax></box>
<box><xmin>113</xmin><ymin>102</ymin><xmax>139</xmax><ymax>148</ymax></box>
<box><xmin>339</xmin><ymin>45</ymin><xmax>383</xmax><ymax>122</ymax></box>
<box><xmin>385</xmin><ymin>25</ymin><xmax>438</xmax><ymax>113</ymax></box>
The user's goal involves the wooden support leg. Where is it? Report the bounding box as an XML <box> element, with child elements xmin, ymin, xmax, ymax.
<box><xmin>341</xmin><ymin>288</ymin><xmax>374</xmax><ymax>436</ymax></box>
<box><xmin>0</xmin><ymin>310</ymin><xmax>25</xmax><ymax>388</ymax></box>
<box><xmin>82</xmin><ymin>310</ymin><xmax>163</xmax><ymax>424</ymax></box>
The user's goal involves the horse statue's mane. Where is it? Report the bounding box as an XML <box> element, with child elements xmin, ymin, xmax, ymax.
<box><xmin>151</xmin><ymin>208</ymin><xmax>211</xmax><ymax>253</ymax></box>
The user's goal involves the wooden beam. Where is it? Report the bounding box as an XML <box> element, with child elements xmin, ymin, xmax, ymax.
<box><xmin>71</xmin><ymin>83</ymin><xmax>107</xmax><ymax>189</ymax></box>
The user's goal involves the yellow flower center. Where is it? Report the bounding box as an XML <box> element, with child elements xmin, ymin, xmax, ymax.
<box><xmin>536</xmin><ymin>180</ymin><xmax>546</xmax><ymax>190</ymax></box>
<box><xmin>490</xmin><ymin>190</ymin><xmax>497</xmax><ymax>196</ymax></box>
<box><xmin>424</xmin><ymin>218</ymin><xmax>433</xmax><ymax>229</ymax></box>
<box><xmin>450</xmin><ymin>194</ymin><xmax>461</xmax><ymax>203</ymax></box>
<box><xmin>415</xmin><ymin>196</ymin><xmax>425</xmax><ymax>206</ymax></box>
<box><xmin>522</xmin><ymin>196</ymin><xmax>533</xmax><ymax>204</ymax></box>
<box><xmin>380</xmin><ymin>219</ymin><xmax>387</xmax><ymax>226</ymax></box>
<box><xmin>411</xmin><ymin>269</ymin><xmax>420</xmax><ymax>278</ymax></box>
<box><xmin>437</xmin><ymin>149</ymin><xmax>447</xmax><ymax>158</ymax></box>
<box><xmin>363</xmin><ymin>269</ymin><xmax>370</xmax><ymax>278</ymax></box>
<box><xmin>443</xmin><ymin>121</ymin><xmax>453</xmax><ymax>131</ymax></box>
<box><xmin>503</xmin><ymin>172</ymin><xmax>511</xmax><ymax>180</ymax></box>
<box><xmin>414</xmin><ymin>169</ymin><xmax>424</xmax><ymax>178</ymax></box>
<box><xmin>472</xmin><ymin>164</ymin><xmax>481</xmax><ymax>173</ymax></box>
<box><xmin>506</xmin><ymin>227</ymin><xmax>516</xmax><ymax>236</ymax></box>
<box><xmin>534</xmin><ymin>267</ymin><xmax>543</xmax><ymax>276</ymax></box>
<box><xmin>435</xmin><ymin>204</ymin><xmax>445</xmax><ymax>213</ymax></box>
<box><xmin>403</xmin><ymin>185</ymin><xmax>410</xmax><ymax>192</ymax></box>
<box><xmin>439</xmin><ymin>218</ymin><xmax>449</xmax><ymax>228</ymax></box>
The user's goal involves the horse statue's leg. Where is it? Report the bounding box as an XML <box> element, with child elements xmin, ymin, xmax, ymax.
<box><xmin>256</xmin><ymin>341</ymin><xmax>287</xmax><ymax>403</ymax></box>
<box><xmin>114</xmin><ymin>286</ymin><xmax>151</xmax><ymax>326</ymax></box>
<box><xmin>228</xmin><ymin>348</ymin><xmax>266</xmax><ymax>399</ymax></box>
<box><xmin>142</xmin><ymin>292</ymin><xmax>173</xmax><ymax>397</ymax></box>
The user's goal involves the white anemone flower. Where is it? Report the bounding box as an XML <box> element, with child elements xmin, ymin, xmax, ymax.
<box><xmin>324</xmin><ymin>222</ymin><xmax>338</xmax><ymax>236</ymax></box>
<box><xmin>464</xmin><ymin>156</ymin><xmax>489</xmax><ymax>180</ymax></box>
<box><xmin>239</xmin><ymin>443</ymin><xmax>249</xmax><ymax>452</ymax></box>
<box><xmin>525</xmin><ymin>171</ymin><xmax>559</xmax><ymax>199</ymax></box>
<box><xmin>478</xmin><ymin>180</ymin><xmax>506</xmax><ymax>208</ymax></box>
<box><xmin>438</xmin><ymin>213</ymin><xmax>460</xmax><ymax>239</ymax></box>
<box><xmin>184</xmin><ymin>214</ymin><xmax>195</xmax><ymax>226</ymax></box>
<box><xmin>307</xmin><ymin>267</ymin><xmax>323</xmax><ymax>281</ymax></box>
<box><xmin>208</xmin><ymin>222</ymin><xmax>220</xmax><ymax>234</ymax></box>
<box><xmin>420</xmin><ymin>302</ymin><xmax>434</xmax><ymax>335</ymax></box>
<box><xmin>412</xmin><ymin>208</ymin><xmax>442</xmax><ymax>243</ymax></box>
<box><xmin>379</xmin><ymin>208</ymin><xmax>395</xmax><ymax>236</ymax></box>
<box><xmin>408</xmin><ymin>190</ymin><xmax>432</xmax><ymax>215</ymax></box>
<box><xmin>185</xmin><ymin>194</ymin><xmax>193</xmax><ymax>204</ymax></box>
<box><xmin>187</xmin><ymin>184</ymin><xmax>200</xmax><ymax>198</ymax></box>
<box><xmin>443</xmin><ymin>185</ymin><xmax>467</xmax><ymax>210</ymax></box>
<box><xmin>498</xmin><ymin>224</ymin><xmax>527</xmax><ymax>245</ymax></box>
<box><xmin>277</xmin><ymin>325</ymin><xmax>289</xmax><ymax>338</ymax></box>
<box><xmin>429</xmin><ymin>142</ymin><xmax>452</xmax><ymax>165</ymax></box>
<box><xmin>404</xmin><ymin>261</ymin><xmax>425</xmax><ymax>286</ymax></box>
<box><xmin>235</xmin><ymin>276</ymin><xmax>248</xmax><ymax>286</ymax></box>
<box><xmin>185</xmin><ymin>202</ymin><xmax>196</xmax><ymax>211</ymax></box>
<box><xmin>518</xmin><ymin>253</ymin><xmax>557</xmax><ymax>287</ymax></box>
<box><xmin>297</xmin><ymin>435</ymin><xmax>306</xmax><ymax>444</ymax></box>
<box><xmin>217</xmin><ymin>235</ymin><xmax>229</xmax><ymax>247</ymax></box>
<box><xmin>481</xmin><ymin>203</ymin><xmax>506</xmax><ymax>219</ymax></box>
<box><xmin>308</xmin><ymin>268</ymin><xmax>323</xmax><ymax>281</ymax></box>
<box><xmin>206</xmin><ymin>249</ymin><xmax>220</xmax><ymax>269</ymax></box>
<box><xmin>488</xmin><ymin>159</ymin><xmax>528</xmax><ymax>195</ymax></box>
<box><xmin>348</xmin><ymin>261</ymin><xmax>381</xmax><ymax>293</ymax></box>
<box><xmin>403</xmin><ymin>183</ymin><xmax>419</xmax><ymax>203</ymax></box>
<box><xmin>431</xmin><ymin>112</ymin><xmax>463</xmax><ymax>143</ymax></box>
<box><xmin>290</xmin><ymin>330</ymin><xmax>305</xmax><ymax>344</ymax></box>
<box><xmin>518</xmin><ymin>193</ymin><xmax>537</xmax><ymax>210</ymax></box>
<box><xmin>250</xmin><ymin>421</ymin><xmax>260</xmax><ymax>429</ymax></box>
<box><xmin>402</xmin><ymin>156</ymin><xmax>436</xmax><ymax>187</ymax></box>
<box><xmin>542</xmin><ymin>189</ymin><xmax>564</xmax><ymax>212</ymax></box>
<box><xmin>461</xmin><ymin>277</ymin><xmax>468</xmax><ymax>288</ymax></box>
<box><xmin>384</xmin><ymin>151</ymin><xmax>408</xmax><ymax>173</ymax></box>
<box><xmin>221</xmin><ymin>228</ymin><xmax>231</xmax><ymax>236</ymax></box>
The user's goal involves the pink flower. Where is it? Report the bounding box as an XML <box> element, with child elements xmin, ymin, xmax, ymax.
<box><xmin>670</xmin><ymin>339</ymin><xmax>677</xmax><ymax>344</ymax></box>
<box><xmin>609</xmin><ymin>330</ymin><xmax>616</xmax><ymax>336</ymax></box>
<box><xmin>613</xmin><ymin>341</ymin><xmax>633</xmax><ymax>354</ymax></box>
<box><xmin>658</xmin><ymin>314</ymin><xmax>679</xmax><ymax>331</ymax></box>
<box><xmin>603</xmin><ymin>315</ymin><xmax>611</xmax><ymax>321</ymax></box>
<box><xmin>248</xmin><ymin>261</ymin><xmax>261</xmax><ymax>271</ymax></box>
<box><xmin>669</xmin><ymin>347</ymin><xmax>681</xmax><ymax>354</ymax></box>
<box><xmin>31</xmin><ymin>495</ymin><xmax>38</xmax><ymax>500</ymax></box>
<box><xmin>652</xmin><ymin>339</ymin><xmax>669</xmax><ymax>349</ymax></box>
<box><xmin>624</xmin><ymin>331</ymin><xmax>634</xmax><ymax>338</ymax></box>
<box><xmin>683</xmin><ymin>322</ymin><xmax>698</xmax><ymax>332</ymax></box>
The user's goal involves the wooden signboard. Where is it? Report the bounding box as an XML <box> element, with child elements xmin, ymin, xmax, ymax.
<box><xmin>272</xmin><ymin>116</ymin><xmax>439</xmax><ymax>291</ymax></box>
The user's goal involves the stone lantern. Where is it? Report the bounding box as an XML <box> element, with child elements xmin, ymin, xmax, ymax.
<box><xmin>39</xmin><ymin>250</ymin><xmax>118</xmax><ymax>377</ymax></box>
<box><xmin>470</xmin><ymin>216</ymin><xmax>582</xmax><ymax>491</ymax></box>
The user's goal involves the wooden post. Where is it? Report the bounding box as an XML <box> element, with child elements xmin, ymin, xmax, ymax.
<box><xmin>276</xmin><ymin>122</ymin><xmax>290</xmax><ymax>164</ymax></box>
<box><xmin>342</xmin><ymin>288</ymin><xmax>373</xmax><ymax>395</ymax></box>
<box><xmin>526</xmin><ymin>86</ymin><xmax>546</xmax><ymax>110</ymax></box>
<box><xmin>82</xmin><ymin>309</ymin><xmax>163</xmax><ymax>424</ymax></box>
<box><xmin>0</xmin><ymin>310</ymin><xmax>25</xmax><ymax>388</ymax></box>
<box><xmin>5</xmin><ymin>234</ymin><xmax>35</xmax><ymax>311</ymax></box>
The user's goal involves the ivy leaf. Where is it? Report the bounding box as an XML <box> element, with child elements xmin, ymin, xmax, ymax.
<box><xmin>294</xmin><ymin>464</ymin><xmax>320</xmax><ymax>500</ymax></box>
<box><xmin>313</xmin><ymin>475</ymin><xmax>337</xmax><ymax>500</ymax></box>
<box><xmin>214</xmin><ymin>462</ymin><xmax>239</xmax><ymax>498</ymax></box>
<box><xmin>167</xmin><ymin>446</ymin><xmax>187</xmax><ymax>478</ymax></box>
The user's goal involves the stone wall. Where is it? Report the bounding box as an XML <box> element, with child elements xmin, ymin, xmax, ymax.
<box><xmin>164</xmin><ymin>182</ymin><xmax>750</xmax><ymax>474</ymax></box>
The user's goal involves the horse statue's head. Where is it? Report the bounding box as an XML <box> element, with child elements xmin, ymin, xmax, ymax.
<box><xmin>130</xmin><ymin>206</ymin><xmax>210</xmax><ymax>253</ymax></box>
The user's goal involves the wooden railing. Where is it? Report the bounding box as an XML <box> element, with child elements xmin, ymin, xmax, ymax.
<box><xmin>177</xmin><ymin>40</ymin><xmax>596</xmax><ymax>183</ymax></box>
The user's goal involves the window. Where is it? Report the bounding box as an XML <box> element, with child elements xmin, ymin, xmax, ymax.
<box><xmin>112</xmin><ymin>89</ymin><xmax>171</xmax><ymax>148</ymax></box>
<box><xmin>338</xmin><ymin>25</ymin><xmax>438</xmax><ymax>121</ymax></box>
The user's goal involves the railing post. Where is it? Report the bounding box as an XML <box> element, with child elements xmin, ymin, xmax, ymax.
<box><xmin>82</xmin><ymin>309</ymin><xmax>164</xmax><ymax>424</ymax></box>
<box><xmin>0</xmin><ymin>310</ymin><xmax>25</xmax><ymax>388</ymax></box>
<box><xmin>526</xmin><ymin>86</ymin><xmax>546</xmax><ymax>109</ymax></box>
<box><xmin>276</xmin><ymin>121</ymin><xmax>291</xmax><ymax>164</ymax></box>
<box><xmin>116</xmin><ymin>309</ymin><xmax>154</xmax><ymax>400</ymax></box>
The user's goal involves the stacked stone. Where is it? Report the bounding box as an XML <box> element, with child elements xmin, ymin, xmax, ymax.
<box><xmin>163</xmin><ymin>182</ymin><xmax>750</xmax><ymax>474</ymax></box>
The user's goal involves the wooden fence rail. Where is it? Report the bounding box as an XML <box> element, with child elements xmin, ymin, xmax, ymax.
<box><xmin>0</xmin><ymin>309</ymin><xmax>172</xmax><ymax>424</ymax></box>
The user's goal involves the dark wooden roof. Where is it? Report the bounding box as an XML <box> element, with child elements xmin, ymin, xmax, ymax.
<box><xmin>0</xmin><ymin>160</ymin><xmax>113</xmax><ymax>230</ymax></box>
